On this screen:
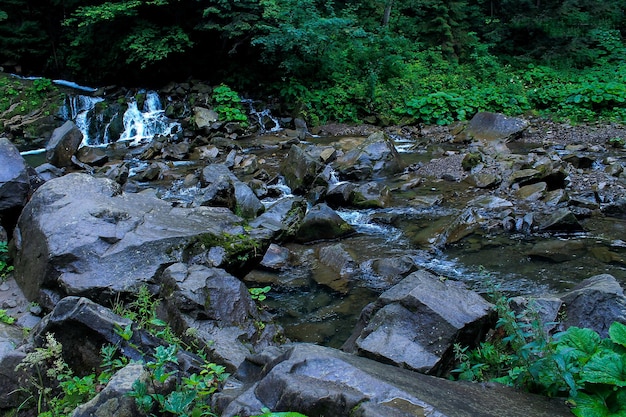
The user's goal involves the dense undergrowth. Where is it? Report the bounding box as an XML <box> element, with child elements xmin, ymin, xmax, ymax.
<box><xmin>452</xmin><ymin>292</ymin><xmax>626</xmax><ymax>417</ymax></box>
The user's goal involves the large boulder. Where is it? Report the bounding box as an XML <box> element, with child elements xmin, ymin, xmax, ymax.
<box><xmin>160</xmin><ymin>263</ymin><xmax>283</xmax><ymax>371</ymax></box>
<box><xmin>460</xmin><ymin>112</ymin><xmax>529</xmax><ymax>142</ymax></box>
<box><xmin>560</xmin><ymin>274</ymin><xmax>626</xmax><ymax>338</ymax></box>
<box><xmin>215</xmin><ymin>343</ymin><xmax>572</xmax><ymax>417</ymax></box>
<box><xmin>295</xmin><ymin>203</ymin><xmax>355</xmax><ymax>243</ymax></box>
<box><xmin>46</xmin><ymin>120</ymin><xmax>83</xmax><ymax>168</ymax></box>
<box><xmin>334</xmin><ymin>131</ymin><xmax>404</xmax><ymax>180</ymax></box>
<box><xmin>344</xmin><ymin>270</ymin><xmax>495</xmax><ymax>375</ymax></box>
<box><xmin>0</xmin><ymin>138</ymin><xmax>30</xmax><ymax>212</ymax></box>
<box><xmin>13</xmin><ymin>173</ymin><xmax>246</xmax><ymax>304</ymax></box>
<box><xmin>279</xmin><ymin>145</ymin><xmax>325</xmax><ymax>194</ymax></box>
<box><xmin>200</xmin><ymin>164</ymin><xmax>264</xmax><ymax>219</ymax></box>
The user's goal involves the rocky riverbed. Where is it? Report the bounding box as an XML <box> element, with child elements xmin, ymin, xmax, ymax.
<box><xmin>1</xmin><ymin>81</ymin><xmax>626</xmax><ymax>417</ymax></box>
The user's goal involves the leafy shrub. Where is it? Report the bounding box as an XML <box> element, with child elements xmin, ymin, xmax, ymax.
<box><xmin>452</xmin><ymin>295</ymin><xmax>626</xmax><ymax>417</ymax></box>
<box><xmin>0</xmin><ymin>241</ymin><xmax>13</xmax><ymax>279</ymax></box>
<box><xmin>212</xmin><ymin>84</ymin><xmax>248</xmax><ymax>125</ymax></box>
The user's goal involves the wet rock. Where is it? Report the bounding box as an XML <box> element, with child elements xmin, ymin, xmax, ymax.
<box><xmin>32</xmin><ymin>296</ymin><xmax>201</xmax><ymax>374</ymax></box>
<box><xmin>75</xmin><ymin>146</ymin><xmax>108</xmax><ymax>166</ymax></box>
<box><xmin>334</xmin><ymin>131</ymin><xmax>404</xmax><ymax>180</ymax></box>
<box><xmin>193</xmin><ymin>106</ymin><xmax>219</xmax><ymax>130</ymax></box>
<box><xmin>248</xmin><ymin>196</ymin><xmax>307</xmax><ymax>242</ymax></box>
<box><xmin>161</xmin><ymin>141</ymin><xmax>190</xmax><ymax>160</ymax></box>
<box><xmin>0</xmin><ymin>138</ymin><xmax>30</xmax><ymax>211</ymax></box>
<box><xmin>461</xmin><ymin>112</ymin><xmax>529</xmax><ymax>142</ymax></box>
<box><xmin>0</xmin><ymin>323</ymin><xmax>28</xmax><ymax>408</ymax></box>
<box><xmin>537</xmin><ymin>207</ymin><xmax>584</xmax><ymax>232</ymax></box>
<box><xmin>325</xmin><ymin>182</ymin><xmax>356</xmax><ymax>208</ymax></box>
<box><xmin>200</xmin><ymin>164</ymin><xmax>263</xmax><ymax>219</ymax></box>
<box><xmin>369</xmin><ymin>255</ymin><xmax>418</xmax><ymax>289</ymax></box>
<box><xmin>195</xmin><ymin>177</ymin><xmax>236</xmax><ymax>210</ymax></box>
<box><xmin>216</xmin><ymin>343</ymin><xmax>571</xmax><ymax>417</ymax></box>
<box><xmin>295</xmin><ymin>203</ymin><xmax>355</xmax><ymax>243</ymax></box>
<box><xmin>350</xmin><ymin>181</ymin><xmax>392</xmax><ymax>208</ymax></box>
<box><xmin>160</xmin><ymin>263</ymin><xmax>280</xmax><ymax>370</ymax></box>
<box><xmin>260</xmin><ymin>244</ymin><xmax>291</xmax><ymax>271</ymax></box>
<box><xmin>527</xmin><ymin>239</ymin><xmax>586</xmax><ymax>262</ymax></box>
<box><xmin>560</xmin><ymin>274</ymin><xmax>626</xmax><ymax>338</ymax></box>
<box><xmin>515</xmin><ymin>181</ymin><xmax>547</xmax><ymax>200</ymax></box>
<box><xmin>46</xmin><ymin>120</ymin><xmax>83</xmax><ymax>168</ymax></box>
<box><xmin>280</xmin><ymin>145</ymin><xmax>325</xmax><ymax>194</ymax></box>
<box><xmin>344</xmin><ymin>270</ymin><xmax>495</xmax><ymax>375</ymax></box>
<box><xmin>602</xmin><ymin>197</ymin><xmax>626</xmax><ymax>219</ymax></box>
<box><xmin>562</xmin><ymin>153</ymin><xmax>594</xmax><ymax>169</ymax></box>
<box><xmin>467</xmin><ymin>171</ymin><xmax>501</xmax><ymax>188</ymax></box>
<box><xmin>71</xmin><ymin>363</ymin><xmax>148</xmax><ymax>417</ymax></box>
<box><xmin>13</xmin><ymin>173</ymin><xmax>245</xmax><ymax>303</ymax></box>
<box><xmin>317</xmin><ymin>243</ymin><xmax>358</xmax><ymax>293</ymax></box>
<box><xmin>434</xmin><ymin>207</ymin><xmax>486</xmax><ymax>247</ymax></box>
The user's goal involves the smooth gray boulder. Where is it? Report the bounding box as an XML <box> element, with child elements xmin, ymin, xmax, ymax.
<box><xmin>46</xmin><ymin>120</ymin><xmax>83</xmax><ymax>168</ymax></box>
<box><xmin>215</xmin><ymin>343</ymin><xmax>572</xmax><ymax>417</ymax></box>
<box><xmin>13</xmin><ymin>173</ymin><xmax>245</xmax><ymax>303</ymax></box>
<box><xmin>461</xmin><ymin>112</ymin><xmax>529</xmax><ymax>142</ymax></box>
<box><xmin>344</xmin><ymin>270</ymin><xmax>495</xmax><ymax>375</ymax></box>
<box><xmin>0</xmin><ymin>138</ymin><xmax>30</xmax><ymax>211</ymax></box>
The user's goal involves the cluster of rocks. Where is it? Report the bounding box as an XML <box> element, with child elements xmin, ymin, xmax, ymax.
<box><xmin>1</xmin><ymin>96</ymin><xmax>626</xmax><ymax>416</ymax></box>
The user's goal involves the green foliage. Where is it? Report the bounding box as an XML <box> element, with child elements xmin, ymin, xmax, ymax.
<box><xmin>15</xmin><ymin>333</ymin><xmax>99</xmax><ymax>417</ymax></box>
<box><xmin>212</xmin><ymin>84</ymin><xmax>248</xmax><ymax>124</ymax></box>
<box><xmin>123</xmin><ymin>24</ymin><xmax>193</xmax><ymax>69</ymax></box>
<box><xmin>0</xmin><ymin>309</ymin><xmax>15</xmax><ymax>325</ymax></box>
<box><xmin>249</xmin><ymin>286</ymin><xmax>271</xmax><ymax>302</ymax></box>
<box><xmin>128</xmin><ymin>344</ymin><xmax>230</xmax><ymax>417</ymax></box>
<box><xmin>452</xmin><ymin>296</ymin><xmax>626</xmax><ymax>417</ymax></box>
<box><xmin>608</xmin><ymin>137</ymin><xmax>626</xmax><ymax>148</ymax></box>
<box><xmin>251</xmin><ymin>408</ymin><xmax>308</xmax><ymax>417</ymax></box>
<box><xmin>0</xmin><ymin>241</ymin><xmax>13</xmax><ymax>280</ymax></box>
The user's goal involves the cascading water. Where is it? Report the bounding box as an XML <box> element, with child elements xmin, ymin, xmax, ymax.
<box><xmin>60</xmin><ymin>95</ymin><xmax>104</xmax><ymax>146</ymax></box>
<box><xmin>118</xmin><ymin>91</ymin><xmax>180</xmax><ymax>146</ymax></box>
<box><xmin>60</xmin><ymin>90</ymin><xmax>180</xmax><ymax>147</ymax></box>
<box><xmin>243</xmin><ymin>99</ymin><xmax>281</xmax><ymax>133</ymax></box>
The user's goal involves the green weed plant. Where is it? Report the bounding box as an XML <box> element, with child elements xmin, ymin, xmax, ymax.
<box><xmin>453</xmin><ymin>295</ymin><xmax>626</xmax><ymax>417</ymax></box>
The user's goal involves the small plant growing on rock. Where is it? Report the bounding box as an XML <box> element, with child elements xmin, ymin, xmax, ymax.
<box><xmin>608</xmin><ymin>136</ymin><xmax>625</xmax><ymax>148</ymax></box>
<box><xmin>249</xmin><ymin>286</ymin><xmax>271</xmax><ymax>302</ymax></box>
<box><xmin>0</xmin><ymin>241</ymin><xmax>13</xmax><ymax>280</ymax></box>
<box><xmin>0</xmin><ymin>309</ymin><xmax>15</xmax><ymax>325</ymax></box>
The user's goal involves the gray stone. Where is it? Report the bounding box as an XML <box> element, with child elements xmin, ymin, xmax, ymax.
<box><xmin>13</xmin><ymin>173</ymin><xmax>244</xmax><ymax>303</ymax></box>
<box><xmin>46</xmin><ymin>120</ymin><xmax>83</xmax><ymax>168</ymax></box>
<box><xmin>345</xmin><ymin>270</ymin><xmax>495</xmax><ymax>375</ymax></box>
<box><xmin>71</xmin><ymin>363</ymin><xmax>149</xmax><ymax>417</ymax></box>
<box><xmin>216</xmin><ymin>343</ymin><xmax>572</xmax><ymax>417</ymax></box>
<box><xmin>193</xmin><ymin>106</ymin><xmax>219</xmax><ymax>129</ymax></box>
<box><xmin>561</xmin><ymin>274</ymin><xmax>626</xmax><ymax>338</ymax></box>
<box><xmin>538</xmin><ymin>207</ymin><xmax>584</xmax><ymax>232</ymax></box>
<box><xmin>280</xmin><ymin>145</ymin><xmax>325</xmax><ymax>194</ymax></box>
<box><xmin>0</xmin><ymin>138</ymin><xmax>30</xmax><ymax>211</ymax></box>
<box><xmin>334</xmin><ymin>131</ymin><xmax>404</xmax><ymax>180</ymax></box>
<box><xmin>462</xmin><ymin>112</ymin><xmax>529</xmax><ymax>142</ymax></box>
<box><xmin>295</xmin><ymin>203</ymin><xmax>355</xmax><ymax>243</ymax></box>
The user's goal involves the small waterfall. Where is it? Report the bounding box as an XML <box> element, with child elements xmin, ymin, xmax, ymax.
<box><xmin>118</xmin><ymin>91</ymin><xmax>180</xmax><ymax>146</ymax></box>
<box><xmin>243</xmin><ymin>99</ymin><xmax>281</xmax><ymax>133</ymax></box>
<box><xmin>61</xmin><ymin>90</ymin><xmax>180</xmax><ymax>147</ymax></box>
<box><xmin>60</xmin><ymin>95</ymin><xmax>104</xmax><ymax>146</ymax></box>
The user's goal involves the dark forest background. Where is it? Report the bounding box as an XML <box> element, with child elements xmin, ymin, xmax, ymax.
<box><xmin>1</xmin><ymin>0</ymin><xmax>625</xmax><ymax>125</ymax></box>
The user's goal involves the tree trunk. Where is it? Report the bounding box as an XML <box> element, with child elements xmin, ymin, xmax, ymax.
<box><xmin>382</xmin><ymin>0</ymin><xmax>394</xmax><ymax>26</ymax></box>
